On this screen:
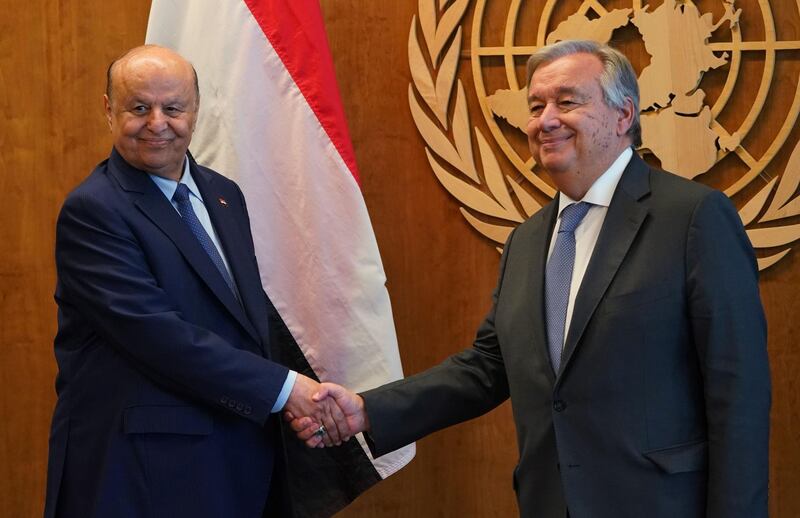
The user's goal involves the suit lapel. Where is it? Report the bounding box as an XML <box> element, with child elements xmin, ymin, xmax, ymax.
<box><xmin>108</xmin><ymin>150</ymin><xmax>262</xmax><ymax>346</ymax></box>
<box><xmin>558</xmin><ymin>154</ymin><xmax>651</xmax><ymax>378</ymax></box>
<box><xmin>190</xmin><ymin>159</ymin><xmax>270</xmax><ymax>351</ymax></box>
<box><xmin>521</xmin><ymin>202</ymin><xmax>559</xmax><ymax>384</ymax></box>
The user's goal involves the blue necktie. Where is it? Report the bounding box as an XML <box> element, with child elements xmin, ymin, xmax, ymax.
<box><xmin>545</xmin><ymin>202</ymin><xmax>591</xmax><ymax>373</ymax></box>
<box><xmin>173</xmin><ymin>183</ymin><xmax>238</xmax><ymax>298</ymax></box>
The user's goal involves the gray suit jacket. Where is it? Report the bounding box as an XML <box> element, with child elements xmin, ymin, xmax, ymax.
<box><xmin>362</xmin><ymin>153</ymin><xmax>770</xmax><ymax>518</ymax></box>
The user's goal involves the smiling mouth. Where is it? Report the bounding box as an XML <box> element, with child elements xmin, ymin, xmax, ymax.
<box><xmin>139</xmin><ymin>138</ymin><xmax>172</xmax><ymax>147</ymax></box>
<box><xmin>539</xmin><ymin>136</ymin><xmax>572</xmax><ymax>149</ymax></box>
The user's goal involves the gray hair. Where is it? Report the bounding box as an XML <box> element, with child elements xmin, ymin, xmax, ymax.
<box><xmin>526</xmin><ymin>40</ymin><xmax>641</xmax><ymax>148</ymax></box>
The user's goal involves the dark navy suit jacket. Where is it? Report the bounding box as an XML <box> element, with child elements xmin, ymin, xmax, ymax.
<box><xmin>45</xmin><ymin>149</ymin><xmax>292</xmax><ymax>517</ymax></box>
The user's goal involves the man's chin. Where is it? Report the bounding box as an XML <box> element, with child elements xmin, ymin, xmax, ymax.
<box><xmin>537</xmin><ymin>147</ymin><xmax>572</xmax><ymax>166</ymax></box>
<box><xmin>539</xmin><ymin>158</ymin><xmax>571</xmax><ymax>177</ymax></box>
<box><xmin>135</xmin><ymin>156</ymin><xmax>184</xmax><ymax>180</ymax></box>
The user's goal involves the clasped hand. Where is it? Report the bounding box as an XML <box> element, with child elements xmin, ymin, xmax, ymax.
<box><xmin>283</xmin><ymin>377</ymin><xmax>368</xmax><ymax>448</ymax></box>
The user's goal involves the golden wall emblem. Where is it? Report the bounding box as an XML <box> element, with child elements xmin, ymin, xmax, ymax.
<box><xmin>408</xmin><ymin>0</ymin><xmax>800</xmax><ymax>270</ymax></box>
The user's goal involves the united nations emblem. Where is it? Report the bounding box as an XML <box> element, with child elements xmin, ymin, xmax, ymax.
<box><xmin>408</xmin><ymin>0</ymin><xmax>800</xmax><ymax>270</ymax></box>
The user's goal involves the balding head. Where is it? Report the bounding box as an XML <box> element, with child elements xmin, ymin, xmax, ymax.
<box><xmin>106</xmin><ymin>45</ymin><xmax>199</xmax><ymax>108</ymax></box>
<box><xmin>103</xmin><ymin>45</ymin><xmax>200</xmax><ymax>180</ymax></box>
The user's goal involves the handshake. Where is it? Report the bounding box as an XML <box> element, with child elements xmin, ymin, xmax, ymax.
<box><xmin>283</xmin><ymin>374</ymin><xmax>369</xmax><ymax>448</ymax></box>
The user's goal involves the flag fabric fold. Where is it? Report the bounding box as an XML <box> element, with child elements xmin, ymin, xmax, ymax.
<box><xmin>146</xmin><ymin>0</ymin><xmax>414</xmax><ymax>514</ymax></box>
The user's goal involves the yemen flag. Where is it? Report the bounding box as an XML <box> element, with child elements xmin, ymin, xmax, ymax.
<box><xmin>146</xmin><ymin>0</ymin><xmax>414</xmax><ymax>515</ymax></box>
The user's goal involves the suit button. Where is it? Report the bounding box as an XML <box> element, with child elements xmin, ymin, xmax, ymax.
<box><xmin>236</xmin><ymin>402</ymin><xmax>244</xmax><ymax>412</ymax></box>
<box><xmin>228</xmin><ymin>400</ymin><xmax>237</xmax><ymax>408</ymax></box>
<box><xmin>244</xmin><ymin>405</ymin><xmax>252</xmax><ymax>415</ymax></box>
<box><xmin>553</xmin><ymin>400</ymin><xmax>566</xmax><ymax>412</ymax></box>
<box><xmin>220</xmin><ymin>396</ymin><xmax>229</xmax><ymax>404</ymax></box>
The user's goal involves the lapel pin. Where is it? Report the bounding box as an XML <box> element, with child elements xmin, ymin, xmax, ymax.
<box><xmin>218</xmin><ymin>197</ymin><xmax>228</xmax><ymax>206</ymax></box>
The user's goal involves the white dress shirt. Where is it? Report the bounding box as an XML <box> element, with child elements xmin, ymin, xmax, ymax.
<box><xmin>546</xmin><ymin>147</ymin><xmax>633</xmax><ymax>350</ymax></box>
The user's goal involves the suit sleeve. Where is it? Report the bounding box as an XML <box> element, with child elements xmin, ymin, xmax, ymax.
<box><xmin>55</xmin><ymin>188</ymin><xmax>289</xmax><ymax>426</ymax></box>
<box><xmin>686</xmin><ymin>190</ymin><xmax>770</xmax><ymax>517</ymax></box>
<box><xmin>361</xmin><ymin>230</ymin><xmax>517</xmax><ymax>456</ymax></box>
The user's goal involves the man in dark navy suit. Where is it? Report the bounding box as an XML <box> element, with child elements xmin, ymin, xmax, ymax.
<box><xmin>44</xmin><ymin>45</ymin><xmax>348</xmax><ymax>518</ymax></box>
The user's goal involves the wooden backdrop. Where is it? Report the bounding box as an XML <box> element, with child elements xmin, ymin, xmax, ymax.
<box><xmin>1</xmin><ymin>1</ymin><xmax>797</xmax><ymax>516</ymax></box>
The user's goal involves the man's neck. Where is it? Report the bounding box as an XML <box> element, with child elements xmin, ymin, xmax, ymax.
<box><xmin>550</xmin><ymin>144</ymin><xmax>632</xmax><ymax>200</ymax></box>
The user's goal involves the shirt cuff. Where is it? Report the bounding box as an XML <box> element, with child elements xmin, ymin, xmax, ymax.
<box><xmin>271</xmin><ymin>370</ymin><xmax>298</xmax><ymax>413</ymax></box>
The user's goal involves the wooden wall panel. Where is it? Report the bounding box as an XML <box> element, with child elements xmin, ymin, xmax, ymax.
<box><xmin>0</xmin><ymin>0</ymin><xmax>796</xmax><ymax>516</ymax></box>
<box><xmin>0</xmin><ymin>2</ymin><xmax>152</xmax><ymax>516</ymax></box>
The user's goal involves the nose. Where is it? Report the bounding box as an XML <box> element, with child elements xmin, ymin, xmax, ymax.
<box><xmin>146</xmin><ymin>108</ymin><xmax>168</xmax><ymax>132</ymax></box>
<box><xmin>538</xmin><ymin>103</ymin><xmax>561</xmax><ymax>132</ymax></box>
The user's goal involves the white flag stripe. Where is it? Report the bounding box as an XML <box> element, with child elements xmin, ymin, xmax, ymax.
<box><xmin>146</xmin><ymin>0</ymin><xmax>414</xmax><ymax>478</ymax></box>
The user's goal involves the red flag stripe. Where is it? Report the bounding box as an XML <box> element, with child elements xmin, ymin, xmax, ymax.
<box><xmin>243</xmin><ymin>0</ymin><xmax>361</xmax><ymax>185</ymax></box>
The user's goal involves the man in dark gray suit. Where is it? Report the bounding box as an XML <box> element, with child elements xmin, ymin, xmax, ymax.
<box><xmin>290</xmin><ymin>40</ymin><xmax>770</xmax><ymax>518</ymax></box>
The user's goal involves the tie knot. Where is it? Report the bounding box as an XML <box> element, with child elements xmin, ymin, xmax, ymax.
<box><xmin>558</xmin><ymin>202</ymin><xmax>591</xmax><ymax>233</ymax></box>
<box><xmin>173</xmin><ymin>183</ymin><xmax>191</xmax><ymax>203</ymax></box>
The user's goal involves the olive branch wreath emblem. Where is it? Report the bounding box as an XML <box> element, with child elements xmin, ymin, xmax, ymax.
<box><xmin>408</xmin><ymin>0</ymin><xmax>800</xmax><ymax>271</ymax></box>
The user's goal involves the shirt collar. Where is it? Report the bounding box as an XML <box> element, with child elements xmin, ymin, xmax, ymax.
<box><xmin>148</xmin><ymin>156</ymin><xmax>202</xmax><ymax>202</ymax></box>
<box><xmin>556</xmin><ymin>147</ymin><xmax>633</xmax><ymax>214</ymax></box>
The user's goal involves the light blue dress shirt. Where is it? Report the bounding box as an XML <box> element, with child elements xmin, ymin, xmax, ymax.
<box><xmin>148</xmin><ymin>157</ymin><xmax>296</xmax><ymax>412</ymax></box>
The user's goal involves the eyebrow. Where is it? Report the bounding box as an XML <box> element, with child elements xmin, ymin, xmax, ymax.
<box><xmin>527</xmin><ymin>86</ymin><xmax>581</xmax><ymax>104</ymax></box>
<box><xmin>127</xmin><ymin>97</ymin><xmax>187</xmax><ymax>107</ymax></box>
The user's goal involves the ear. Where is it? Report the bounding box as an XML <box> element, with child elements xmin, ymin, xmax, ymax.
<box><xmin>103</xmin><ymin>94</ymin><xmax>113</xmax><ymax>131</ymax></box>
<box><xmin>616</xmin><ymin>96</ymin><xmax>635</xmax><ymax>136</ymax></box>
<box><xmin>190</xmin><ymin>95</ymin><xmax>200</xmax><ymax>133</ymax></box>
<box><xmin>190</xmin><ymin>109</ymin><xmax>199</xmax><ymax>134</ymax></box>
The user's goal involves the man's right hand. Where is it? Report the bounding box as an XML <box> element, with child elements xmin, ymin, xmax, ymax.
<box><xmin>285</xmin><ymin>382</ymin><xmax>369</xmax><ymax>448</ymax></box>
<box><xmin>283</xmin><ymin>375</ymin><xmax>351</xmax><ymax>447</ymax></box>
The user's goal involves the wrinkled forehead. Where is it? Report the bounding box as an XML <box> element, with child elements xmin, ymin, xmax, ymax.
<box><xmin>527</xmin><ymin>54</ymin><xmax>603</xmax><ymax>97</ymax></box>
<box><xmin>113</xmin><ymin>54</ymin><xmax>197</xmax><ymax>102</ymax></box>
<box><xmin>116</xmin><ymin>51</ymin><xmax>190</xmax><ymax>82</ymax></box>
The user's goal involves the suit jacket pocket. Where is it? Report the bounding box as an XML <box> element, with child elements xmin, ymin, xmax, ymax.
<box><xmin>642</xmin><ymin>440</ymin><xmax>707</xmax><ymax>474</ymax></box>
<box><xmin>123</xmin><ymin>405</ymin><xmax>213</xmax><ymax>435</ymax></box>
<box><xmin>601</xmin><ymin>283</ymin><xmax>674</xmax><ymax>315</ymax></box>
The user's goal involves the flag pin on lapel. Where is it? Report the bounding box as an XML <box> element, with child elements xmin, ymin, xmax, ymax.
<box><xmin>218</xmin><ymin>197</ymin><xmax>228</xmax><ymax>207</ymax></box>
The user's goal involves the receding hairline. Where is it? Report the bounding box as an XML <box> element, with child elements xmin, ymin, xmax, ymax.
<box><xmin>526</xmin><ymin>48</ymin><xmax>604</xmax><ymax>89</ymax></box>
<box><xmin>105</xmin><ymin>45</ymin><xmax>199</xmax><ymax>104</ymax></box>
<box><xmin>526</xmin><ymin>53</ymin><xmax>604</xmax><ymax>100</ymax></box>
